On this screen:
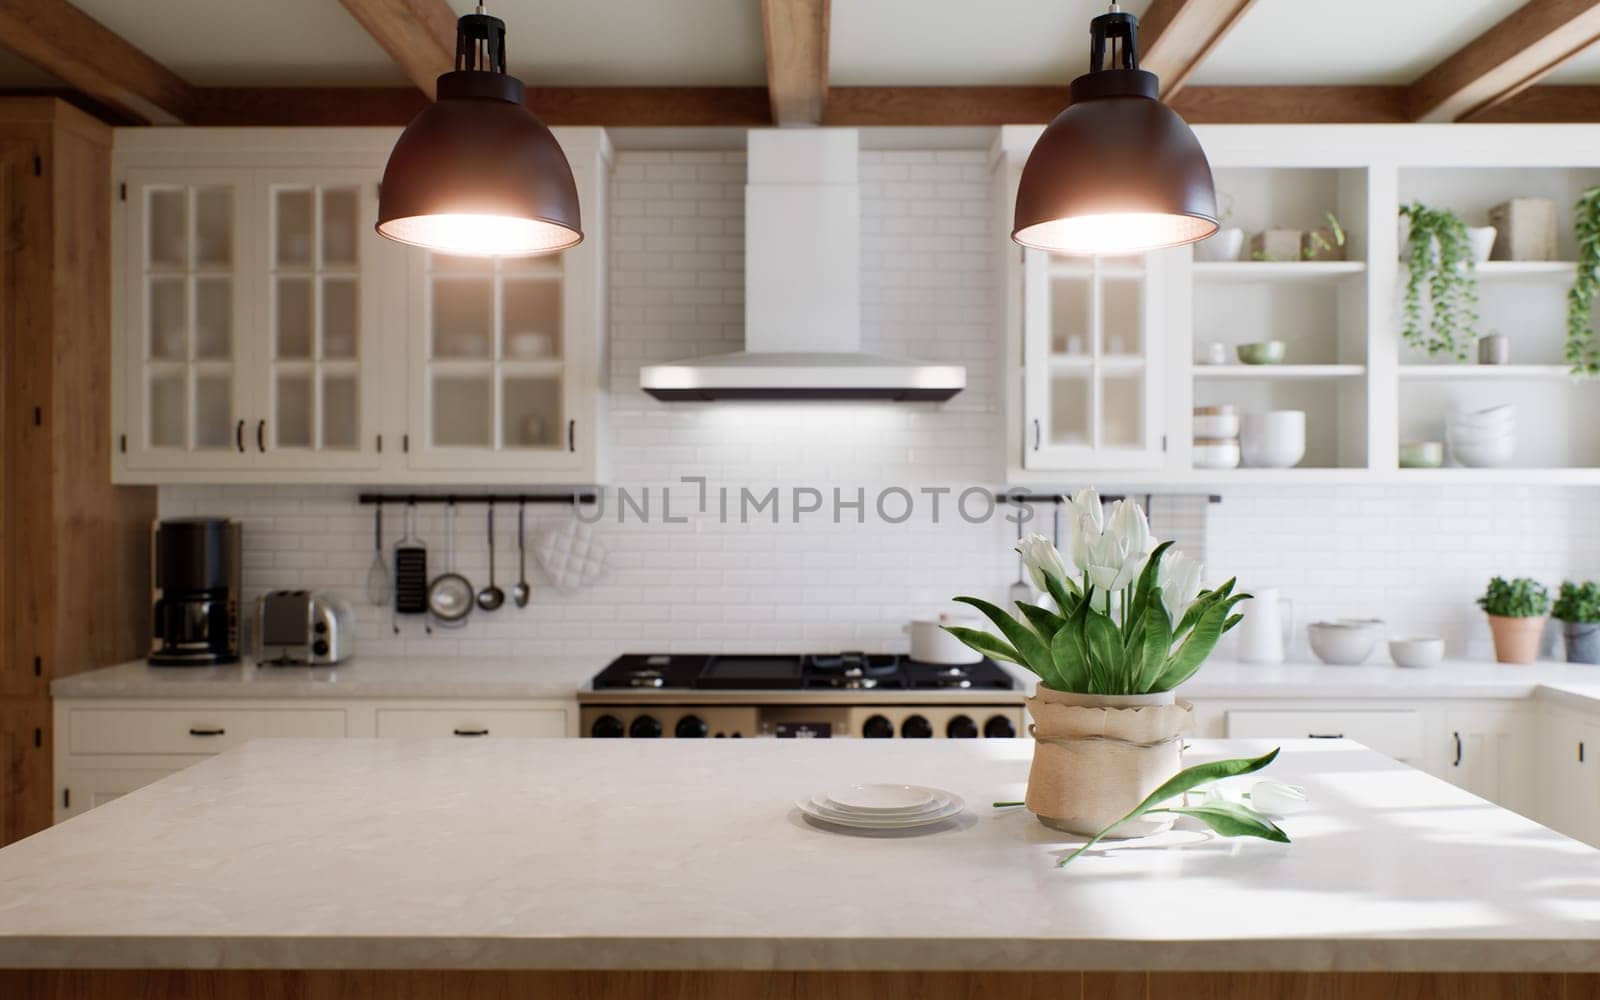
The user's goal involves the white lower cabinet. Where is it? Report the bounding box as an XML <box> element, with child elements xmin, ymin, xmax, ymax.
<box><xmin>374</xmin><ymin>707</ymin><xmax>567</xmax><ymax>738</ymax></box>
<box><xmin>53</xmin><ymin>697</ymin><xmax>578</xmax><ymax>823</ymax></box>
<box><xmin>1538</xmin><ymin>705</ymin><xmax>1600</xmax><ymax>845</ymax></box>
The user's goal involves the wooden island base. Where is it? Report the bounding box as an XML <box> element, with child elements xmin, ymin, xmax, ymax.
<box><xmin>2</xmin><ymin>970</ymin><xmax>1596</xmax><ymax>999</ymax></box>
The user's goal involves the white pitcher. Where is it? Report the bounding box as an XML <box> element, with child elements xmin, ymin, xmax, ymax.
<box><xmin>1237</xmin><ymin>587</ymin><xmax>1293</xmax><ymax>664</ymax></box>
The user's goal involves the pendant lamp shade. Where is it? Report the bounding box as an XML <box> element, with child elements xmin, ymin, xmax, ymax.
<box><xmin>1013</xmin><ymin>9</ymin><xmax>1217</xmax><ymax>257</ymax></box>
<box><xmin>377</xmin><ymin>11</ymin><xmax>582</xmax><ymax>257</ymax></box>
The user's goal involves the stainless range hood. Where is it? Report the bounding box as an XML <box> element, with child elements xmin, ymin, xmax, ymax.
<box><xmin>639</xmin><ymin>130</ymin><xmax>966</xmax><ymax>402</ymax></box>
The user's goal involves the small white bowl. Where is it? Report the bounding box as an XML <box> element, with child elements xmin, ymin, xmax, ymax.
<box><xmin>1308</xmin><ymin>621</ymin><xmax>1380</xmax><ymax>665</ymax></box>
<box><xmin>1389</xmin><ymin>636</ymin><xmax>1445</xmax><ymax>668</ymax></box>
<box><xmin>1192</xmin><ymin>439</ymin><xmax>1241</xmax><ymax>470</ymax></box>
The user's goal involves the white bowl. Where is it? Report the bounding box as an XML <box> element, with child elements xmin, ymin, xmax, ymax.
<box><xmin>1308</xmin><ymin>621</ymin><xmax>1380</xmax><ymax>665</ymax></box>
<box><xmin>1192</xmin><ymin>439</ymin><xmax>1241</xmax><ymax>470</ymax></box>
<box><xmin>1389</xmin><ymin>636</ymin><xmax>1445</xmax><ymax>668</ymax></box>
<box><xmin>1448</xmin><ymin>434</ymin><xmax>1515</xmax><ymax>468</ymax></box>
<box><xmin>1193</xmin><ymin>413</ymin><xmax>1240</xmax><ymax>438</ymax></box>
<box><xmin>1448</xmin><ymin>404</ymin><xmax>1516</xmax><ymax>428</ymax></box>
<box><xmin>1240</xmin><ymin>410</ymin><xmax>1306</xmax><ymax>469</ymax></box>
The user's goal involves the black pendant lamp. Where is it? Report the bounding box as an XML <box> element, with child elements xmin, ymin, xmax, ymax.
<box><xmin>1013</xmin><ymin>2</ymin><xmax>1217</xmax><ymax>256</ymax></box>
<box><xmin>377</xmin><ymin>5</ymin><xmax>582</xmax><ymax>257</ymax></box>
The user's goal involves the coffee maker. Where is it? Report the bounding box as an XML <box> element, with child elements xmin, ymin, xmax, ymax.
<box><xmin>149</xmin><ymin>518</ymin><xmax>241</xmax><ymax>666</ymax></box>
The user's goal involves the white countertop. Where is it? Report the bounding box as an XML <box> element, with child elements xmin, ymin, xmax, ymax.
<box><xmin>49</xmin><ymin>655</ymin><xmax>1600</xmax><ymax>711</ymax></box>
<box><xmin>48</xmin><ymin>656</ymin><xmax>598</xmax><ymax>700</ymax></box>
<box><xmin>0</xmin><ymin>737</ymin><xmax>1597</xmax><ymax>972</ymax></box>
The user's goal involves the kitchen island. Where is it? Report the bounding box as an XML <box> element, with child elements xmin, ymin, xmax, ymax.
<box><xmin>1</xmin><ymin>737</ymin><xmax>1597</xmax><ymax>999</ymax></box>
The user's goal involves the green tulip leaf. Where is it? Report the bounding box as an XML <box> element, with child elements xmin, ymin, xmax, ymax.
<box><xmin>1125</xmin><ymin>540</ymin><xmax>1173</xmax><ymax>639</ymax></box>
<box><xmin>1085</xmin><ymin>608</ymin><xmax>1124</xmax><ymax>686</ymax></box>
<box><xmin>1049</xmin><ymin>588</ymin><xmax>1093</xmax><ymax>692</ymax></box>
<box><xmin>954</xmin><ymin>596</ymin><xmax>1058</xmax><ymax>686</ymax></box>
<box><xmin>1059</xmin><ymin>748</ymin><xmax>1283</xmax><ymax>867</ymax></box>
<box><xmin>1136</xmin><ymin>600</ymin><xmax>1173</xmax><ymax>693</ymax></box>
<box><xmin>1155</xmin><ymin>592</ymin><xmax>1249</xmax><ymax>691</ymax></box>
<box><xmin>942</xmin><ymin>626</ymin><xmax>1023</xmax><ymax>667</ymax></box>
<box><xmin>1016</xmin><ymin>601</ymin><xmax>1067</xmax><ymax>642</ymax></box>
<box><xmin>1149</xmin><ymin>801</ymin><xmax>1290</xmax><ymax>843</ymax></box>
<box><xmin>1044</xmin><ymin>573</ymin><xmax>1080</xmax><ymax>617</ymax></box>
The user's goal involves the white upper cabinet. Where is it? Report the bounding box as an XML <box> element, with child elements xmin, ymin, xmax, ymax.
<box><xmin>111</xmin><ymin>128</ymin><xmax>611</xmax><ymax>485</ymax></box>
<box><xmin>1021</xmin><ymin>249</ymin><xmax>1173</xmax><ymax>470</ymax></box>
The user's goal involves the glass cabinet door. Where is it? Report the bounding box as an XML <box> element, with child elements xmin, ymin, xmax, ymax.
<box><xmin>1023</xmin><ymin>250</ymin><xmax>1167</xmax><ymax>470</ymax></box>
<box><xmin>409</xmin><ymin>250</ymin><xmax>576</xmax><ymax>469</ymax></box>
<box><xmin>255</xmin><ymin>176</ymin><xmax>382</xmax><ymax>468</ymax></box>
<box><xmin>123</xmin><ymin>171</ymin><xmax>253</xmax><ymax>468</ymax></box>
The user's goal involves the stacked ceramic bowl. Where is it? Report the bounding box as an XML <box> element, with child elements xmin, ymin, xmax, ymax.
<box><xmin>1240</xmin><ymin>410</ymin><xmax>1307</xmax><ymax>469</ymax></box>
<box><xmin>796</xmin><ymin>783</ymin><xmax>965</xmax><ymax>831</ymax></box>
<box><xmin>1446</xmin><ymin>404</ymin><xmax>1515</xmax><ymax>467</ymax></box>
<box><xmin>1307</xmin><ymin>619</ymin><xmax>1384</xmax><ymax>665</ymax></box>
<box><xmin>1193</xmin><ymin>404</ymin><xmax>1240</xmax><ymax>469</ymax></box>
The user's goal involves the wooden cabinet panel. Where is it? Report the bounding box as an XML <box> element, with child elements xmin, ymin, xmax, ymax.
<box><xmin>0</xmin><ymin>698</ymin><xmax>51</xmax><ymax>844</ymax></box>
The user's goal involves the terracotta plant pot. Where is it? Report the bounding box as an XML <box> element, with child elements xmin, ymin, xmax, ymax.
<box><xmin>1024</xmin><ymin>687</ymin><xmax>1193</xmax><ymax>838</ymax></box>
<box><xmin>1486</xmin><ymin>614</ymin><xmax>1546</xmax><ymax>664</ymax></box>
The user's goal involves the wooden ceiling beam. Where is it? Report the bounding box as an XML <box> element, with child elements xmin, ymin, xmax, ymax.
<box><xmin>168</xmin><ymin>84</ymin><xmax>1600</xmax><ymax>129</ymax></box>
<box><xmin>0</xmin><ymin>0</ymin><xmax>194</xmax><ymax>125</ymax></box>
<box><xmin>762</xmin><ymin>0</ymin><xmax>829</xmax><ymax>125</ymax></box>
<box><xmin>1409</xmin><ymin>0</ymin><xmax>1600</xmax><ymax>122</ymax></box>
<box><xmin>336</xmin><ymin>0</ymin><xmax>456</xmax><ymax>100</ymax></box>
<box><xmin>188</xmin><ymin>87</ymin><xmax>772</xmax><ymax>128</ymax></box>
<box><xmin>1137</xmin><ymin>0</ymin><xmax>1258</xmax><ymax>100</ymax></box>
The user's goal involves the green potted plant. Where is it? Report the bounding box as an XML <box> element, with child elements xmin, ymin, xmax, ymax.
<box><xmin>1553</xmin><ymin>580</ymin><xmax>1600</xmax><ymax>665</ymax></box>
<box><xmin>948</xmin><ymin>490</ymin><xmax>1284</xmax><ymax>853</ymax></box>
<box><xmin>1477</xmin><ymin>576</ymin><xmax>1550</xmax><ymax>664</ymax></box>
<box><xmin>1565</xmin><ymin>186</ymin><xmax>1600</xmax><ymax>377</ymax></box>
<box><xmin>1399</xmin><ymin>203</ymin><xmax>1481</xmax><ymax>361</ymax></box>
<box><xmin>1301</xmin><ymin>211</ymin><xmax>1347</xmax><ymax>261</ymax></box>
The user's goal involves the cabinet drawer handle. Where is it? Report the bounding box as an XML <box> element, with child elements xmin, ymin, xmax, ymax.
<box><xmin>1580</xmin><ymin>741</ymin><xmax>1586</xmax><ymax>764</ymax></box>
<box><xmin>188</xmin><ymin>727</ymin><xmax>226</xmax><ymax>737</ymax></box>
<box><xmin>1033</xmin><ymin>418</ymin><xmax>1041</xmax><ymax>451</ymax></box>
<box><xmin>1306</xmin><ymin>732</ymin><xmax>1343</xmax><ymax>739</ymax></box>
<box><xmin>256</xmin><ymin>419</ymin><xmax>266</xmax><ymax>452</ymax></box>
<box><xmin>567</xmin><ymin>419</ymin><xmax>575</xmax><ymax>453</ymax></box>
<box><xmin>453</xmin><ymin>727</ymin><xmax>489</xmax><ymax>737</ymax></box>
<box><xmin>235</xmin><ymin>419</ymin><xmax>245</xmax><ymax>453</ymax></box>
<box><xmin>1452</xmin><ymin>730</ymin><xmax>1462</xmax><ymax>767</ymax></box>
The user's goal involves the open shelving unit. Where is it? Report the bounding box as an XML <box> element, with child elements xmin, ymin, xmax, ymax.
<box><xmin>992</xmin><ymin>124</ymin><xmax>1600</xmax><ymax>488</ymax></box>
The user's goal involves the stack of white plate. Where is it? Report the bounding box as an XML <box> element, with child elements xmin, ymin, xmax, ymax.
<box><xmin>795</xmin><ymin>783</ymin><xmax>965</xmax><ymax>830</ymax></box>
<box><xmin>1447</xmin><ymin>404</ymin><xmax>1515</xmax><ymax>467</ymax></box>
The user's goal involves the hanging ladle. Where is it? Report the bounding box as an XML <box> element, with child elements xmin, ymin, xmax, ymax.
<box><xmin>477</xmin><ymin>500</ymin><xmax>506</xmax><ymax>612</ymax></box>
<box><xmin>512</xmin><ymin>500</ymin><xmax>531</xmax><ymax>608</ymax></box>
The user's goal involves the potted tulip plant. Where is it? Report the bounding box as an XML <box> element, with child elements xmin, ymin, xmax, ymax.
<box><xmin>1478</xmin><ymin>576</ymin><xmax>1550</xmax><ymax>664</ymax></box>
<box><xmin>1553</xmin><ymin>581</ymin><xmax>1600</xmax><ymax>665</ymax></box>
<box><xmin>947</xmin><ymin>490</ymin><xmax>1281</xmax><ymax>851</ymax></box>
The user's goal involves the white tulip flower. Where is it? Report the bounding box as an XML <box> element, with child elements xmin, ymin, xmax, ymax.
<box><xmin>1076</xmin><ymin>499</ymin><xmax>1156</xmax><ymax>593</ymax></box>
<box><xmin>1158</xmin><ymin>549</ymin><xmax>1203</xmax><ymax>621</ymax></box>
<box><xmin>1066</xmin><ymin>489</ymin><xmax>1104</xmax><ymax>575</ymax></box>
<box><xmin>1015</xmin><ymin>533</ymin><xmax>1070</xmax><ymax>595</ymax></box>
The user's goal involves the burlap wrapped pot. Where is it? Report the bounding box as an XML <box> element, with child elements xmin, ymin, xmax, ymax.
<box><xmin>1025</xmin><ymin>687</ymin><xmax>1194</xmax><ymax>837</ymax></box>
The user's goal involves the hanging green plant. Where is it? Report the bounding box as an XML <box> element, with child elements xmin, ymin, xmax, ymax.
<box><xmin>1399</xmin><ymin>203</ymin><xmax>1479</xmax><ymax>361</ymax></box>
<box><xmin>1566</xmin><ymin>186</ymin><xmax>1600</xmax><ymax>377</ymax></box>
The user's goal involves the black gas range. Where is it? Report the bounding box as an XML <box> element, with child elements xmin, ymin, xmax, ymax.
<box><xmin>579</xmin><ymin>652</ymin><xmax>1024</xmax><ymax>740</ymax></box>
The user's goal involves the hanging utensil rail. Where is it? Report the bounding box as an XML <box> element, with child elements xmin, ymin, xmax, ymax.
<box><xmin>357</xmin><ymin>492</ymin><xmax>597</xmax><ymax>506</ymax></box>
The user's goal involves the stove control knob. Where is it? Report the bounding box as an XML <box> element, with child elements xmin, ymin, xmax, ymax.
<box><xmin>901</xmin><ymin>714</ymin><xmax>933</xmax><ymax>739</ymax></box>
<box><xmin>862</xmin><ymin>714</ymin><xmax>895</xmax><ymax>739</ymax></box>
<box><xmin>674</xmin><ymin>715</ymin><xmax>708</xmax><ymax>738</ymax></box>
<box><xmin>983</xmin><ymin>715</ymin><xmax>1017</xmax><ymax>739</ymax></box>
<box><xmin>629</xmin><ymin>715</ymin><xmax>663</xmax><ymax>739</ymax></box>
<box><xmin>590</xmin><ymin>714</ymin><xmax>625</xmax><ymax>739</ymax></box>
<box><xmin>946</xmin><ymin>715</ymin><xmax>979</xmax><ymax>739</ymax></box>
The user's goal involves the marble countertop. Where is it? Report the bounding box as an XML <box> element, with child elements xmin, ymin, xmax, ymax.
<box><xmin>0</xmin><ymin>737</ymin><xmax>1597</xmax><ymax>972</ymax></box>
<box><xmin>48</xmin><ymin>657</ymin><xmax>599</xmax><ymax>701</ymax></box>
<box><xmin>49</xmin><ymin>655</ymin><xmax>1600</xmax><ymax>711</ymax></box>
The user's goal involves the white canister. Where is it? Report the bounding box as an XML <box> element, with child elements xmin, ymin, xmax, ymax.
<box><xmin>905</xmin><ymin>614</ymin><xmax>984</xmax><ymax>664</ymax></box>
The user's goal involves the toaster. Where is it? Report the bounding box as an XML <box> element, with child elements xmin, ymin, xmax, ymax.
<box><xmin>253</xmin><ymin>590</ymin><xmax>354</xmax><ymax>666</ymax></box>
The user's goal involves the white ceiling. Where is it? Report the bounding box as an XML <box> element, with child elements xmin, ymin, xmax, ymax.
<box><xmin>0</xmin><ymin>0</ymin><xmax>1597</xmax><ymax>92</ymax></box>
<box><xmin>829</xmin><ymin>0</ymin><xmax>1150</xmax><ymax>86</ymax></box>
<box><xmin>1190</xmin><ymin>0</ymin><xmax>1523</xmax><ymax>86</ymax></box>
